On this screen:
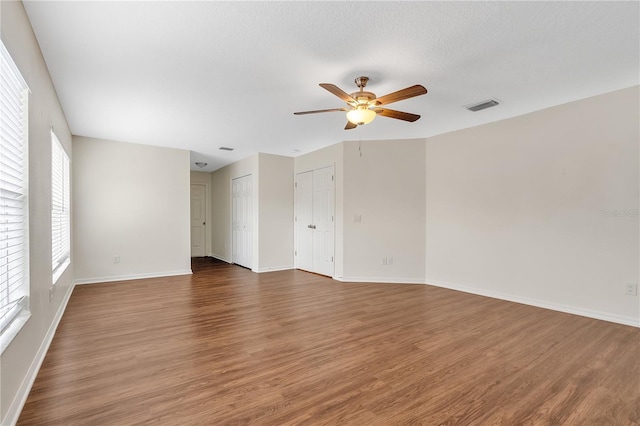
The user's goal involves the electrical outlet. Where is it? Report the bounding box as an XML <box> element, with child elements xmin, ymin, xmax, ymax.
<box><xmin>382</xmin><ymin>257</ymin><xmax>387</xmax><ymax>265</ymax></box>
<box><xmin>388</xmin><ymin>257</ymin><xmax>393</xmax><ymax>265</ymax></box>
<box><xmin>113</xmin><ymin>255</ymin><xmax>120</xmax><ymax>264</ymax></box>
<box><xmin>625</xmin><ymin>282</ymin><xmax>637</xmax><ymax>296</ymax></box>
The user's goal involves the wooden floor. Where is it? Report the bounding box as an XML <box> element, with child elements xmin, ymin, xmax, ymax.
<box><xmin>19</xmin><ymin>258</ymin><xmax>640</xmax><ymax>425</ymax></box>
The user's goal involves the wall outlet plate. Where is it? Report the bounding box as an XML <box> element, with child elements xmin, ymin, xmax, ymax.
<box><xmin>626</xmin><ymin>282</ymin><xmax>638</xmax><ymax>296</ymax></box>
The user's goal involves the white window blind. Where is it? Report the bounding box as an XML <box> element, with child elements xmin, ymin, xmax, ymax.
<box><xmin>1</xmin><ymin>40</ymin><xmax>30</xmax><ymax>339</ymax></box>
<box><xmin>51</xmin><ymin>130</ymin><xmax>70</xmax><ymax>284</ymax></box>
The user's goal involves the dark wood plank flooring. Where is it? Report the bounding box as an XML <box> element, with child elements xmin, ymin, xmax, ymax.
<box><xmin>18</xmin><ymin>258</ymin><xmax>640</xmax><ymax>425</ymax></box>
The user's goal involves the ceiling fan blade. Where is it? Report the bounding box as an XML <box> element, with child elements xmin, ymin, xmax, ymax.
<box><xmin>373</xmin><ymin>85</ymin><xmax>427</xmax><ymax>106</ymax></box>
<box><xmin>319</xmin><ymin>83</ymin><xmax>356</xmax><ymax>103</ymax></box>
<box><xmin>294</xmin><ymin>107</ymin><xmax>347</xmax><ymax>115</ymax></box>
<box><xmin>373</xmin><ymin>108</ymin><xmax>421</xmax><ymax>122</ymax></box>
<box><xmin>345</xmin><ymin>121</ymin><xmax>357</xmax><ymax>130</ymax></box>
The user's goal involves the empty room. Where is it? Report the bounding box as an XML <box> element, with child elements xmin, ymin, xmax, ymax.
<box><xmin>1</xmin><ymin>1</ymin><xmax>639</xmax><ymax>425</ymax></box>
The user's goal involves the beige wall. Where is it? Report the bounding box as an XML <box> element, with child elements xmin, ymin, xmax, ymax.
<box><xmin>0</xmin><ymin>2</ymin><xmax>74</xmax><ymax>424</ymax></box>
<box><xmin>257</xmin><ymin>153</ymin><xmax>294</xmax><ymax>272</ymax></box>
<box><xmin>425</xmin><ymin>86</ymin><xmax>639</xmax><ymax>326</ymax></box>
<box><xmin>190</xmin><ymin>171</ymin><xmax>213</xmax><ymax>256</ymax></box>
<box><xmin>210</xmin><ymin>154</ymin><xmax>258</xmax><ymax>263</ymax></box>
<box><xmin>342</xmin><ymin>139</ymin><xmax>426</xmax><ymax>283</ymax></box>
<box><xmin>73</xmin><ymin>136</ymin><xmax>191</xmax><ymax>283</ymax></box>
<box><xmin>292</xmin><ymin>87</ymin><xmax>638</xmax><ymax>325</ymax></box>
<box><xmin>294</xmin><ymin>139</ymin><xmax>426</xmax><ymax>282</ymax></box>
<box><xmin>210</xmin><ymin>153</ymin><xmax>295</xmax><ymax>271</ymax></box>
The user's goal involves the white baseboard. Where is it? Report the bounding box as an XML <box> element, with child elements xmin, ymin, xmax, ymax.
<box><xmin>74</xmin><ymin>269</ymin><xmax>192</xmax><ymax>285</ymax></box>
<box><xmin>335</xmin><ymin>276</ymin><xmax>425</xmax><ymax>285</ymax></box>
<box><xmin>426</xmin><ymin>279</ymin><xmax>640</xmax><ymax>328</ymax></box>
<box><xmin>210</xmin><ymin>255</ymin><xmax>232</xmax><ymax>263</ymax></box>
<box><xmin>3</xmin><ymin>281</ymin><xmax>75</xmax><ymax>426</ymax></box>
<box><xmin>255</xmin><ymin>265</ymin><xmax>294</xmax><ymax>273</ymax></box>
<box><xmin>329</xmin><ymin>274</ymin><xmax>638</xmax><ymax>327</ymax></box>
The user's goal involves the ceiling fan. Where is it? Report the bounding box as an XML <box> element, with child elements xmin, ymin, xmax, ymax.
<box><xmin>294</xmin><ymin>76</ymin><xmax>427</xmax><ymax>130</ymax></box>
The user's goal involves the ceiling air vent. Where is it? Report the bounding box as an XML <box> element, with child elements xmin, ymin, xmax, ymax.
<box><xmin>466</xmin><ymin>99</ymin><xmax>500</xmax><ymax>112</ymax></box>
<box><xmin>219</xmin><ymin>147</ymin><xmax>234</xmax><ymax>151</ymax></box>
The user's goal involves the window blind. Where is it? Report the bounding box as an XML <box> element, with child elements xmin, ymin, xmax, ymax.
<box><xmin>51</xmin><ymin>130</ymin><xmax>70</xmax><ymax>284</ymax></box>
<box><xmin>1</xmin><ymin>41</ymin><xmax>29</xmax><ymax>335</ymax></box>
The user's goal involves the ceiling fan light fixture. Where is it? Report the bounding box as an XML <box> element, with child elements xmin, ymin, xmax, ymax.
<box><xmin>346</xmin><ymin>107</ymin><xmax>376</xmax><ymax>126</ymax></box>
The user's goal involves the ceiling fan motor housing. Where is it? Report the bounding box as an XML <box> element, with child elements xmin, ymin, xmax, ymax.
<box><xmin>355</xmin><ymin>76</ymin><xmax>369</xmax><ymax>88</ymax></box>
<box><xmin>349</xmin><ymin>91</ymin><xmax>377</xmax><ymax>107</ymax></box>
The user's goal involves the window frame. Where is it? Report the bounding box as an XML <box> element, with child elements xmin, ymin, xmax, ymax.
<box><xmin>51</xmin><ymin>130</ymin><xmax>70</xmax><ymax>285</ymax></box>
<box><xmin>1</xmin><ymin>40</ymin><xmax>31</xmax><ymax>353</ymax></box>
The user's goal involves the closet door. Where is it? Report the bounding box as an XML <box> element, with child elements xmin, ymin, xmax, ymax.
<box><xmin>232</xmin><ymin>175</ymin><xmax>253</xmax><ymax>269</ymax></box>
<box><xmin>312</xmin><ymin>167</ymin><xmax>334</xmax><ymax>276</ymax></box>
<box><xmin>295</xmin><ymin>166</ymin><xmax>334</xmax><ymax>276</ymax></box>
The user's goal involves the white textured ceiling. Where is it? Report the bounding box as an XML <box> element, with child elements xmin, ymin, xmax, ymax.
<box><xmin>23</xmin><ymin>1</ymin><xmax>639</xmax><ymax>172</ymax></box>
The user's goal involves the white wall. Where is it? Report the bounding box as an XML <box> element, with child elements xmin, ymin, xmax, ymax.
<box><xmin>425</xmin><ymin>86</ymin><xmax>640</xmax><ymax>326</ymax></box>
<box><xmin>73</xmin><ymin>136</ymin><xmax>192</xmax><ymax>283</ymax></box>
<box><xmin>342</xmin><ymin>139</ymin><xmax>426</xmax><ymax>283</ymax></box>
<box><xmin>190</xmin><ymin>171</ymin><xmax>213</xmax><ymax>256</ymax></box>
<box><xmin>257</xmin><ymin>153</ymin><xmax>294</xmax><ymax>272</ymax></box>
<box><xmin>0</xmin><ymin>2</ymin><xmax>75</xmax><ymax>424</ymax></box>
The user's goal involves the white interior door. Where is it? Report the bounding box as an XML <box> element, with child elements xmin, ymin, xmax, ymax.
<box><xmin>232</xmin><ymin>175</ymin><xmax>253</xmax><ymax>269</ymax></box>
<box><xmin>295</xmin><ymin>166</ymin><xmax>334</xmax><ymax>276</ymax></box>
<box><xmin>312</xmin><ymin>167</ymin><xmax>335</xmax><ymax>276</ymax></box>
<box><xmin>190</xmin><ymin>184</ymin><xmax>206</xmax><ymax>257</ymax></box>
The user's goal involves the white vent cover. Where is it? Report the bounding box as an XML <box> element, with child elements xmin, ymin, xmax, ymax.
<box><xmin>466</xmin><ymin>99</ymin><xmax>500</xmax><ymax>112</ymax></box>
